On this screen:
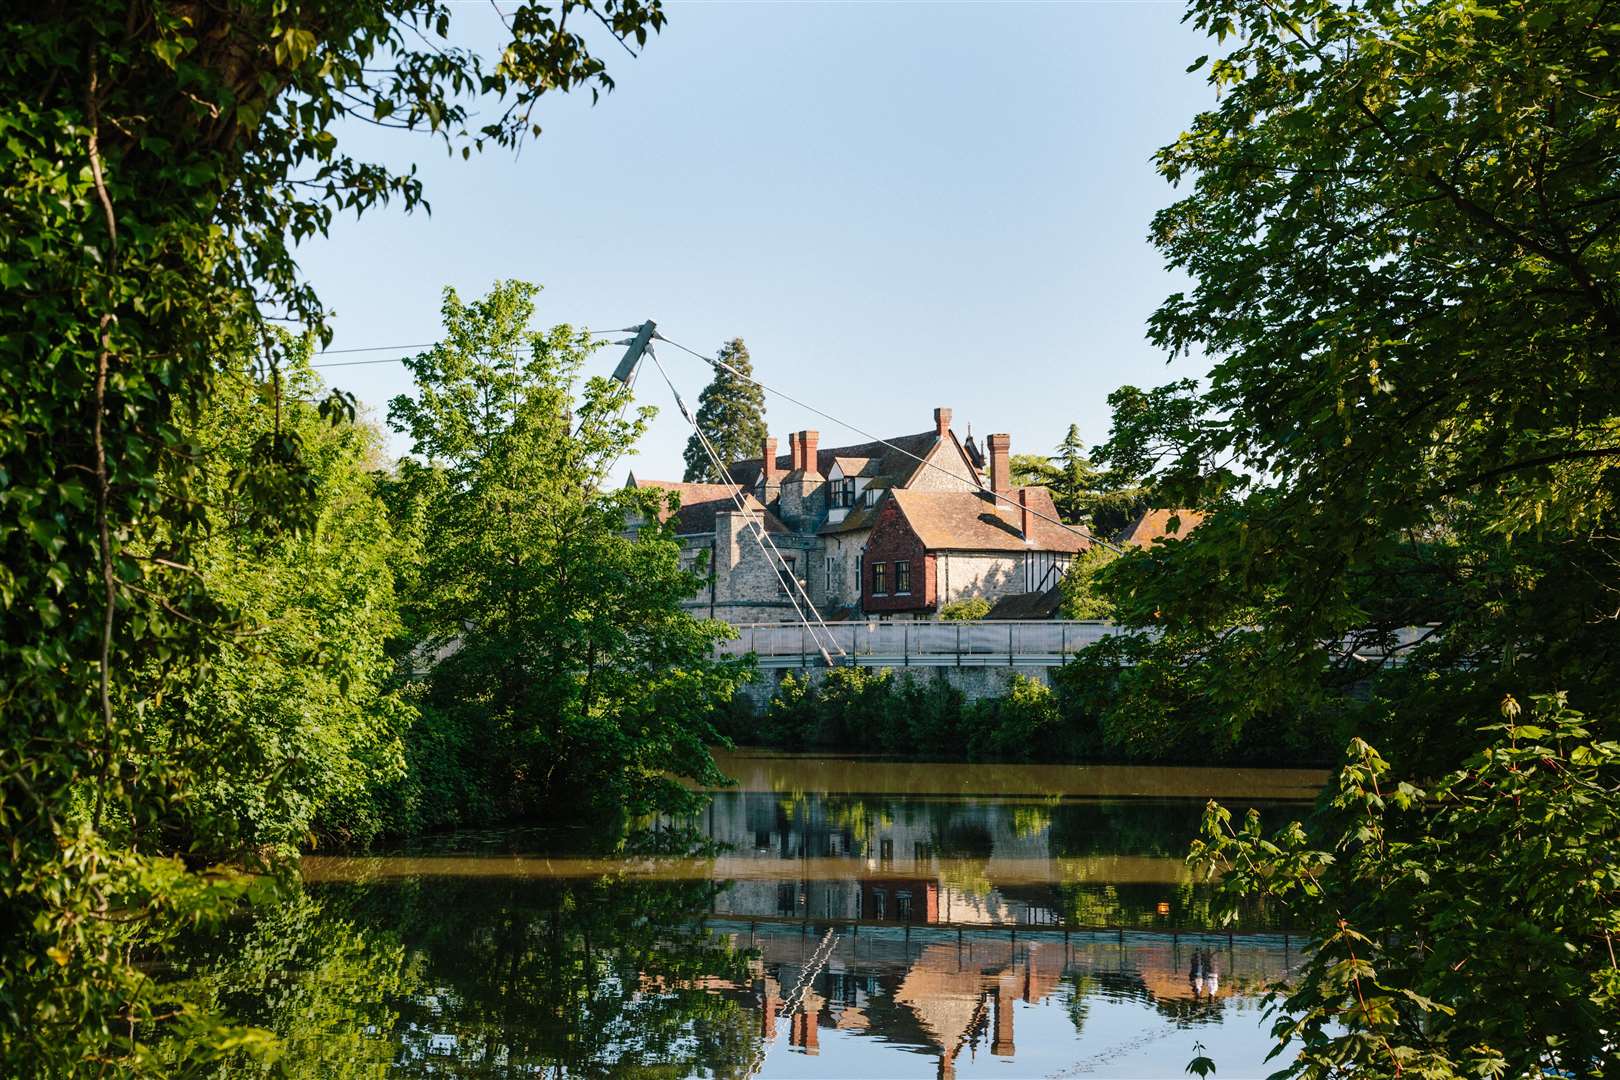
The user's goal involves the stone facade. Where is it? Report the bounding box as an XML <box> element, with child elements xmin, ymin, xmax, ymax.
<box><xmin>628</xmin><ymin>407</ymin><xmax>1091</xmax><ymax>626</ymax></box>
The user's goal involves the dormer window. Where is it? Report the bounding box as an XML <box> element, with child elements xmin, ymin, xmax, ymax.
<box><xmin>830</xmin><ymin>478</ymin><xmax>855</xmax><ymax>509</ymax></box>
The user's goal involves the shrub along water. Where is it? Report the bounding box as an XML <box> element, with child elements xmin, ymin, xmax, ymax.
<box><xmin>735</xmin><ymin>663</ymin><xmax>1339</xmax><ymax>764</ymax></box>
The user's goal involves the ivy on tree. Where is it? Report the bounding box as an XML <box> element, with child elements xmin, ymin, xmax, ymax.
<box><xmin>1</xmin><ymin>1</ymin><xmax>664</xmax><ymax>1073</ymax></box>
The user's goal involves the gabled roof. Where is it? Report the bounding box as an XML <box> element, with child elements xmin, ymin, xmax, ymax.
<box><xmin>888</xmin><ymin>487</ymin><xmax>1090</xmax><ymax>554</ymax></box>
<box><xmin>627</xmin><ymin>477</ymin><xmax>788</xmax><ymax>535</ymax></box>
<box><xmin>727</xmin><ymin>429</ymin><xmax>968</xmax><ymax>489</ymax></box>
<box><xmin>1118</xmin><ymin>508</ymin><xmax>1205</xmax><ymax>548</ymax></box>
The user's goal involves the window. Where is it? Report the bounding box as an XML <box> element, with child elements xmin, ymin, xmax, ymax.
<box><xmin>776</xmin><ymin>554</ymin><xmax>797</xmax><ymax>596</ymax></box>
<box><xmin>894</xmin><ymin>560</ymin><xmax>911</xmax><ymax>594</ymax></box>
<box><xmin>830</xmin><ymin>478</ymin><xmax>855</xmax><ymax>508</ymax></box>
<box><xmin>871</xmin><ymin>561</ymin><xmax>887</xmax><ymax>595</ymax></box>
<box><xmin>896</xmin><ymin>890</ymin><xmax>913</xmax><ymax>922</ymax></box>
<box><xmin>826</xmin><ymin>557</ymin><xmax>836</xmax><ymax>592</ymax></box>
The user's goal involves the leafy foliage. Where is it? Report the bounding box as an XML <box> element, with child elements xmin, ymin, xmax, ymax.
<box><xmin>1</xmin><ymin>2</ymin><xmax>662</xmax><ymax>1072</ymax></box>
<box><xmin>681</xmin><ymin>338</ymin><xmax>768</xmax><ymax>483</ymax></box>
<box><xmin>937</xmin><ymin>596</ymin><xmax>992</xmax><ymax>621</ymax></box>
<box><xmin>1079</xmin><ymin>0</ymin><xmax>1620</xmax><ymax>763</ymax></box>
<box><xmin>386</xmin><ymin>282</ymin><xmax>747</xmax><ymax>824</ymax></box>
<box><xmin>1191</xmin><ymin>696</ymin><xmax>1620</xmax><ymax>1078</ymax></box>
<box><xmin>146</xmin><ymin>350</ymin><xmax>414</xmax><ymax>861</ymax></box>
<box><xmin>1057</xmin><ymin>546</ymin><xmax>1119</xmax><ymax>620</ymax></box>
<box><xmin>1011</xmin><ymin>423</ymin><xmax>1150</xmax><ymax>534</ymax></box>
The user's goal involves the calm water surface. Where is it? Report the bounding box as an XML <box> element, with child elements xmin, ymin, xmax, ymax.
<box><xmin>226</xmin><ymin>752</ymin><xmax>1325</xmax><ymax>1078</ymax></box>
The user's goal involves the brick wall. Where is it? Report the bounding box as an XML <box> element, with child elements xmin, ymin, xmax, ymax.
<box><xmin>861</xmin><ymin>498</ymin><xmax>933</xmax><ymax>613</ymax></box>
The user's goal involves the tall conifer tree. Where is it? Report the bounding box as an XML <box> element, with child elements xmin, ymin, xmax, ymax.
<box><xmin>682</xmin><ymin>339</ymin><xmax>768</xmax><ymax>482</ymax></box>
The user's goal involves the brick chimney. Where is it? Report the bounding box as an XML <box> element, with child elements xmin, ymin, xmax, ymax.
<box><xmin>987</xmin><ymin>433</ymin><xmax>1011</xmax><ymax>503</ymax></box>
<box><xmin>799</xmin><ymin>430</ymin><xmax>821</xmax><ymax>476</ymax></box>
<box><xmin>779</xmin><ymin>430</ymin><xmax>826</xmax><ymax>530</ymax></box>
<box><xmin>934</xmin><ymin>406</ymin><xmax>952</xmax><ymax>436</ymax></box>
<box><xmin>787</xmin><ymin>431</ymin><xmax>801</xmax><ymax>472</ymax></box>
<box><xmin>761</xmin><ymin>436</ymin><xmax>780</xmax><ymax>500</ymax></box>
<box><xmin>1018</xmin><ymin>487</ymin><xmax>1032</xmax><ymax>540</ymax></box>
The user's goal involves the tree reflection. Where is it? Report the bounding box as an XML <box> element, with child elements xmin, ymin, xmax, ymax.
<box><xmin>175</xmin><ymin>859</ymin><xmax>763</xmax><ymax>1077</ymax></box>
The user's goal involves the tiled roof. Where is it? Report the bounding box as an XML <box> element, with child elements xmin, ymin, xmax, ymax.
<box><xmin>1118</xmin><ymin>508</ymin><xmax>1205</xmax><ymax>548</ymax></box>
<box><xmin>818</xmin><ymin>501</ymin><xmax>882</xmax><ymax>535</ymax></box>
<box><xmin>889</xmin><ymin>487</ymin><xmax>1090</xmax><ymax>554</ymax></box>
<box><xmin>828</xmin><ymin>455</ymin><xmax>875</xmax><ymax>478</ymax></box>
<box><xmin>984</xmin><ymin>585</ymin><xmax>1065</xmax><ymax>620</ymax></box>
<box><xmin>726</xmin><ymin>429</ymin><xmax>950</xmax><ymax>488</ymax></box>
<box><xmin>627</xmin><ymin>478</ymin><xmax>788</xmax><ymax>535</ymax></box>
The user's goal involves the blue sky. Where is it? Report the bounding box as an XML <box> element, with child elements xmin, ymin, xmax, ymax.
<box><xmin>300</xmin><ymin>0</ymin><xmax>1217</xmax><ymax>480</ymax></box>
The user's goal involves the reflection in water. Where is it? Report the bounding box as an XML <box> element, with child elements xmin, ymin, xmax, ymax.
<box><xmin>190</xmin><ymin>755</ymin><xmax>1316</xmax><ymax>1076</ymax></box>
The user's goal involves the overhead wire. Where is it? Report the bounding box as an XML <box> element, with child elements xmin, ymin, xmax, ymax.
<box><xmin>643</xmin><ymin>346</ymin><xmax>844</xmax><ymax>664</ymax></box>
<box><xmin>310</xmin><ymin>328</ymin><xmax>622</xmax><ymax>369</ymax></box>
<box><xmin>652</xmin><ymin>332</ymin><xmax>1127</xmax><ymax>555</ymax></box>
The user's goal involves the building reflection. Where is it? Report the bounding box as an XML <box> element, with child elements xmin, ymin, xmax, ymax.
<box><xmin>684</xmin><ymin>789</ymin><xmax>1299</xmax><ymax>1076</ymax></box>
<box><xmin>697</xmin><ymin>920</ymin><xmax>1294</xmax><ymax>1078</ymax></box>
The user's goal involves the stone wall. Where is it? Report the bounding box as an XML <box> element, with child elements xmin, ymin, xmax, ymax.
<box><xmin>676</xmin><ymin>513</ymin><xmax>818</xmax><ymax>620</ymax></box>
<box><xmin>936</xmin><ymin>551</ymin><xmax>1027</xmax><ymax>603</ymax></box>
<box><xmin>819</xmin><ymin>529</ymin><xmax>868</xmax><ymax>610</ymax></box>
<box><xmin>905</xmin><ymin>438</ymin><xmax>980</xmax><ymax>492</ymax></box>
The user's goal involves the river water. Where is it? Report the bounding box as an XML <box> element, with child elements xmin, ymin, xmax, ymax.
<box><xmin>212</xmin><ymin>750</ymin><xmax>1325</xmax><ymax>1077</ymax></box>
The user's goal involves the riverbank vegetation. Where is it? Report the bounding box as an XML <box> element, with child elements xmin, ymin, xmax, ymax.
<box><xmin>732</xmin><ymin>665</ymin><xmax>1337</xmax><ymax>765</ymax></box>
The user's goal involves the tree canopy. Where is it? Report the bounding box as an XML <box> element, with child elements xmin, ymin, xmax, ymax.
<box><xmin>1069</xmin><ymin>0</ymin><xmax>1620</xmax><ymax>1072</ymax></box>
<box><xmin>386</xmin><ymin>281</ymin><xmax>746</xmax><ymax>824</ymax></box>
<box><xmin>682</xmin><ymin>338</ymin><xmax>768</xmax><ymax>483</ymax></box>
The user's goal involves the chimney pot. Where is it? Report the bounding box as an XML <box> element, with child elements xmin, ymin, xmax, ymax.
<box><xmin>934</xmin><ymin>407</ymin><xmax>952</xmax><ymax>436</ymax></box>
<box><xmin>988</xmin><ymin>433</ymin><xmax>1012</xmax><ymax>503</ymax></box>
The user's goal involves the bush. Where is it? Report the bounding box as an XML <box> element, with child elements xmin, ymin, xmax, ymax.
<box><xmin>938</xmin><ymin>597</ymin><xmax>992</xmax><ymax>621</ymax></box>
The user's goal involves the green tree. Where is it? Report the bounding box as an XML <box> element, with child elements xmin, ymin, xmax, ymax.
<box><xmin>148</xmin><ymin>349</ymin><xmax>415</xmax><ymax>860</ymax></box>
<box><xmin>1</xmin><ymin>3</ymin><xmax>662</xmax><ymax>1072</ymax></box>
<box><xmin>681</xmin><ymin>338</ymin><xmax>768</xmax><ymax>483</ymax></box>
<box><xmin>1192</xmin><ymin>696</ymin><xmax>1620</xmax><ymax>1078</ymax></box>
<box><xmin>1083</xmin><ymin>0</ymin><xmax>1620</xmax><ymax>1068</ymax></box>
<box><xmin>938</xmin><ymin>597</ymin><xmax>992</xmax><ymax>621</ymax></box>
<box><xmin>1012</xmin><ymin>424</ymin><xmax>1150</xmax><ymax>535</ymax></box>
<box><xmin>1057</xmin><ymin>547</ymin><xmax>1119</xmax><ymax>620</ymax></box>
<box><xmin>1078</xmin><ymin>0</ymin><xmax>1620</xmax><ymax>759</ymax></box>
<box><xmin>387</xmin><ymin>281</ymin><xmax>747</xmax><ymax>824</ymax></box>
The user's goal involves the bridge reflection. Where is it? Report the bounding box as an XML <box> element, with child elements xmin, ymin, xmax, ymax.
<box><xmin>681</xmin><ymin>920</ymin><xmax>1298</xmax><ymax>1077</ymax></box>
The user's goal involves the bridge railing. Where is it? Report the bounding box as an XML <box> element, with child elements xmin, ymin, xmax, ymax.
<box><xmin>716</xmin><ymin>620</ymin><xmax>1439</xmax><ymax>669</ymax></box>
<box><xmin>717</xmin><ymin>620</ymin><xmax>1134</xmax><ymax>667</ymax></box>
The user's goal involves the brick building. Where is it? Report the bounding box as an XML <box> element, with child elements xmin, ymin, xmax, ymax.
<box><xmin>628</xmin><ymin>407</ymin><xmax>1093</xmax><ymax>624</ymax></box>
